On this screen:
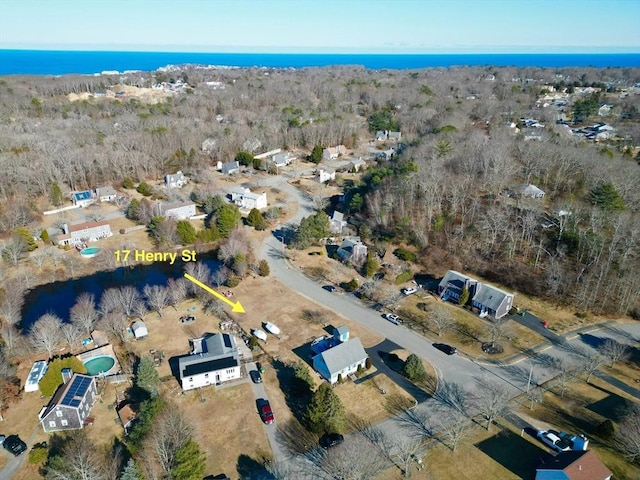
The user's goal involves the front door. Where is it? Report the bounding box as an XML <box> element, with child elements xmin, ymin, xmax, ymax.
<box><xmin>215</xmin><ymin>374</ymin><xmax>220</xmax><ymax>384</ymax></box>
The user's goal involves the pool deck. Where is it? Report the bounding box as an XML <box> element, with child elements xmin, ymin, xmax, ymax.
<box><xmin>76</xmin><ymin>344</ymin><xmax>121</xmax><ymax>376</ymax></box>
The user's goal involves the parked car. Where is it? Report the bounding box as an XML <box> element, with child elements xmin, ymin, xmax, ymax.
<box><xmin>383</xmin><ymin>313</ymin><xmax>401</xmax><ymax>325</ymax></box>
<box><xmin>320</xmin><ymin>433</ymin><xmax>344</xmax><ymax>449</ymax></box>
<box><xmin>179</xmin><ymin>315</ymin><xmax>196</xmax><ymax>324</ymax></box>
<box><xmin>250</xmin><ymin>370</ymin><xmax>263</xmax><ymax>384</ymax></box>
<box><xmin>401</xmin><ymin>286</ymin><xmax>418</xmax><ymax>295</ymax></box>
<box><xmin>537</xmin><ymin>430</ymin><xmax>572</xmax><ymax>452</ymax></box>
<box><xmin>0</xmin><ymin>434</ymin><xmax>5</xmax><ymax>445</ymax></box>
<box><xmin>2</xmin><ymin>434</ymin><xmax>27</xmax><ymax>456</ymax></box>
<box><xmin>323</xmin><ymin>285</ymin><xmax>337</xmax><ymax>292</ymax></box>
<box><xmin>433</xmin><ymin>343</ymin><xmax>457</xmax><ymax>355</ymax></box>
<box><xmin>259</xmin><ymin>400</ymin><xmax>275</xmax><ymax>425</ymax></box>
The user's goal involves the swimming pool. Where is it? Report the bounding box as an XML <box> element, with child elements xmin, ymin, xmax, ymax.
<box><xmin>83</xmin><ymin>355</ymin><xmax>116</xmax><ymax>376</ymax></box>
<box><xmin>80</xmin><ymin>247</ymin><xmax>101</xmax><ymax>258</ymax></box>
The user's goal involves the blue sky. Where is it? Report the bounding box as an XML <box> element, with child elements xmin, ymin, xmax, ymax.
<box><xmin>1</xmin><ymin>0</ymin><xmax>639</xmax><ymax>53</ymax></box>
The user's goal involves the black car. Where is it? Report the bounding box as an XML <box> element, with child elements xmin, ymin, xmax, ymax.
<box><xmin>322</xmin><ymin>285</ymin><xmax>337</xmax><ymax>292</ymax></box>
<box><xmin>320</xmin><ymin>433</ymin><xmax>344</xmax><ymax>449</ymax></box>
<box><xmin>433</xmin><ymin>343</ymin><xmax>457</xmax><ymax>355</ymax></box>
<box><xmin>250</xmin><ymin>370</ymin><xmax>263</xmax><ymax>384</ymax></box>
<box><xmin>2</xmin><ymin>434</ymin><xmax>27</xmax><ymax>456</ymax></box>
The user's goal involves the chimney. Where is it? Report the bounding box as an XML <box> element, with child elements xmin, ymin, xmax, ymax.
<box><xmin>62</xmin><ymin>223</ymin><xmax>69</xmax><ymax>235</ymax></box>
<box><xmin>61</xmin><ymin>368</ymin><xmax>73</xmax><ymax>384</ymax></box>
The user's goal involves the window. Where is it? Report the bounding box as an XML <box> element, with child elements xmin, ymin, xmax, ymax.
<box><xmin>49</xmin><ymin>421</ymin><xmax>56</xmax><ymax>428</ymax></box>
<box><xmin>61</xmin><ymin>420</ymin><xmax>68</xmax><ymax>426</ymax></box>
<box><xmin>204</xmin><ymin>373</ymin><xmax>209</xmax><ymax>378</ymax></box>
<box><xmin>189</xmin><ymin>377</ymin><xmax>193</xmax><ymax>382</ymax></box>
<box><xmin>56</xmin><ymin>410</ymin><xmax>63</xmax><ymax>417</ymax></box>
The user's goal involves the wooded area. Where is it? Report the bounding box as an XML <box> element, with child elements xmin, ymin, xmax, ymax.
<box><xmin>0</xmin><ymin>64</ymin><xmax>639</xmax><ymax>322</ymax></box>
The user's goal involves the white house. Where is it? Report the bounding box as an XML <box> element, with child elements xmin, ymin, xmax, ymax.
<box><xmin>598</xmin><ymin>104</ymin><xmax>612</xmax><ymax>117</ymax></box>
<box><xmin>71</xmin><ymin>190</ymin><xmax>96</xmax><ymax>208</ymax></box>
<box><xmin>349</xmin><ymin>158</ymin><xmax>367</xmax><ymax>172</ymax></box>
<box><xmin>269</xmin><ymin>152</ymin><xmax>292</xmax><ymax>168</ymax></box>
<box><xmin>57</xmin><ymin>221</ymin><xmax>112</xmax><ymax>246</ymax></box>
<box><xmin>312</xmin><ymin>334</ymin><xmax>368</xmax><ymax>384</ymax></box>
<box><xmin>517</xmin><ymin>184</ymin><xmax>546</xmax><ymax>199</ymax></box>
<box><xmin>322</xmin><ymin>145</ymin><xmax>347</xmax><ymax>161</ymax></box>
<box><xmin>317</xmin><ymin>167</ymin><xmax>336</xmax><ymax>183</ymax></box>
<box><xmin>96</xmin><ymin>186</ymin><xmax>117</xmax><ymax>202</ymax></box>
<box><xmin>161</xmin><ymin>202</ymin><xmax>197</xmax><ymax>220</ymax></box>
<box><xmin>221</xmin><ymin>161</ymin><xmax>240</xmax><ymax>175</ymax></box>
<box><xmin>178</xmin><ymin>333</ymin><xmax>241</xmax><ymax>391</ymax></box>
<box><xmin>164</xmin><ymin>171</ymin><xmax>186</xmax><ymax>188</ymax></box>
<box><xmin>330</xmin><ymin>211</ymin><xmax>346</xmax><ymax>234</ymax></box>
<box><xmin>230</xmin><ymin>187</ymin><xmax>268</xmax><ymax>210</ymax></box>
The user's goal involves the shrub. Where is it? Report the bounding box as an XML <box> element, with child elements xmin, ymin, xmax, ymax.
<box><xmin>258</xmin><ymin>260</ymin><xmax>270</xmax><ymax>277</ymax></box>
<box><xmin>357</xmin><ymin>364</ymin><xmax>364</xmax><ymax>374</ymax></box>
<box><xmin>136</xmin><ymin>182</ymin><xmax>153</xmax><ymax>196</ymax></box>
<box><xmin>226</xmin><ymin>275</ymin><xmax>240</xmax><ymax>287</ymax></box>
<box><xmin>403</xmin><ymin>353</ymin><xmax>426</xmax><ymax>381</ymax></box>
<box><xmin>395</xmin><ymin>271</ymin><xmax>413</xmax><ymax>284</ymax></box>
<box><xmin>122</xmin><ymin>177</ymin><xmax>135</xmax><ymax>189</ymax></box>
<box><xmin>28</xmin><ymin>443</ymin><xmax>48</xmax><ymax>464</ymax></box>
<box><xmin>594</xmin><ymin>419</ymin><xmax>615</xmax><ymax>440</ymax></box>
<box><xmin>393</xmin><ymin>247</ymin><xmax>417</xmax><ymax>262</ymax></box>
<box><xmin>344</xmin><ymin>278</ymin><xmax>359</xmax><ymax>292</ymax></box>
<box><xmin>40</xmin><ymin>229</ymin><xmax>50</xmax><ymax>243</ymax></box>
<box><xmin>337</xmin><ymin>374</ymin><xmax>344</xmax><ymax>384</ymax></box>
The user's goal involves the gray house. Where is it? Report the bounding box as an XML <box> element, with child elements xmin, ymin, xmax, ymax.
<box><xmin>330</xmin><ymin>211</ymin><xmax>346</xmax><ymax>234</ymax></box>
<box><xmin>164</xmin><ymin>170</ymin><xmax>186</xmax><ymax>188</ymax></box>
<box><xmin>438</xmin><ymin>270</ymin><xmax>514</xmax><ymax>319</ymax></box>
<box><xmin>178</xmin><ymin>333</ymin><xmax>241</xmax><ymax>391</ymax></box>
<box><xmin>337</xmin><ymin>237</ymin><xmax>367</xmax><ymax>264</ymax></box>
<box><xmin>221</xmin><ymin>161</ymin><xmax>240</xmax><ymax>175</ymax></box>
<box><xmin>312</xmin><ymin>336</ymin><xmax>367</xmax><ymax>384</ymax></box>
<box><xmin>38</xmin><ymin>372</ymin><xmax>97</xmax><ymax>433</ymax></box>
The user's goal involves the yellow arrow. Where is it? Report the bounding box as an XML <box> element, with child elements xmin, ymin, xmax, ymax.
<box><xmin>183</xmin><ymin>273</ymin><xmax>246</xmax><ymax>313</ymax></box>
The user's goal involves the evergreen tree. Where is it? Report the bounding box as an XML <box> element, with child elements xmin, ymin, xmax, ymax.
<box><xmin>364</xmin><ymin>252</ymin><xmax>380</xmax><ymax>278</ymax></box>
<box><xmin>40</xmin><ymin>229</ymin><xmax>50</xmax><ymax>243</ymax></box>
<box><xmin>246</xmin><ymin>208</ymin><xmax>267</xmax><ymax>230</ymax></box>
<box><xmin>120</xmin><ymin>458</ymin><xmax>143</xmax><ymax>480</ymax></box>
<box><xmin>136</xmin><ymin>182</ymin><xmax>153</xmax><ymax>196</ymax></box>
<box><xmin>293</xmin><ymin>360</ymin><xmax>314</xmax><ymax>393</ymax></box>
<box><xmin>122</xmin><ymin>177</ymin><xmax>135</xmax><ymax>189</ymax></box>
<box><xmin>458</xmin><ymin>286</ymin><xmax>470</xmax><ymax>306</ymax></box>
<box><xmin>176</xmin><ymin>220</ymin><xmax>197</xmax><ymax>244</ymax></box>
<box><xmin>403</xmin><ymin>354</ymin><xmax>426</xmax><ymax>382</ymax></box>
<box><xmin>293</xmin><ymin>211</ymin><xmax>330</xmax><ymax>249</ymax></box>
<box><xmin>216</xmin><ymin>204</ymin><xmax>241</xmax><ymax>237</ymax></box>
<box><xmin>258</xmin><ymin>259</ymin><xmax>270</xmax><ymax>277</ymax></box>
<box><xmin>135</xmin><ymin>356</ymin><xmax>160</xmax><ymax>393</ymax></box>
<box><xmin>127</xmin><ymin>198</ymin><xmax>141</xmax><ymax>221</ymax></box>
<box><xmin>14</xmin><ymin>227</ymin><xmax>37</xmax><ymax>251</ymax></box>
<box><xmin>171</xmin><ymin>439</ymin><xmax>206</xmax><ymax>480</ymax></box>
<box><xmin>49</xmin><ymin>181</ymin><xmax>64</xmax><ymax>206</ymax></box>
<box><xmin>235</xmin><ymin>151</ymin><xmax>255</xmax><ymax>166</ymax></box>
<box><xmin>589</xmin><ymin>183</ymin><xmax>625</xmax><ymax>211</ymax></box>
<box><xmin>304</xmin><ymin>383</ymin><xmax>346</xmax><ymax>433</ymax></box>
<box><xmin>309</xmin><ymin>144</ymin><xmax>323</xmax><ymax>164</ymax></box>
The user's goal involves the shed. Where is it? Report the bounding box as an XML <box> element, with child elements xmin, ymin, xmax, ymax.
<box><xmin>131</xmin><ymin>321</ymin><xmax>148</xmax><ymax>340</ymax></box>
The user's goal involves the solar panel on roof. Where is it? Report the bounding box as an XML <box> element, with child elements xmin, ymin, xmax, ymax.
<box><xmin>61</xmin><ymin>376</ymin><xmax>91</xmax><ymax>407</ymax></box>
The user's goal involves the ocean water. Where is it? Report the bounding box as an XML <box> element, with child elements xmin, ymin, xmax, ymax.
<box><xmin>0</xmin><ymin>50</ymin><xmax>639</xmax><ymax>76</ymax></box>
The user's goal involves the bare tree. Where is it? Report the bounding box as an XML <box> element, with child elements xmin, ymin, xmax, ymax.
<box><xmin>118</xmin><ymin>286</ymin><xmax>142</xmax><ymax>317</ymax></box>
<box><xmin>31</xmin><ymin>250</ymin><xmax>48</xmax><ymax>271</ymax></box>
<box><xmin>486</xmin><ymin>317</ymin><xmax>510</xmax><ymax>348</ymax></box>
<box><xmin>167</xmin><ymin>277</ymin><xmax>188</xmax><ymax>308</ymax></box>
<box><xmin>143</xmin><ymin>284</ymin><xmax>170</xmax><ymax>317</ymax></box>
<box><xmin>390</xmin><ymin>434</ymin><xmax>424</xmax><ymax>478</ymax></box>
<box><xmin>303</xmin><ymin>437</ymin><xmax>389</xmax><ymax>480</ymax></box>
<box><xmin>1</xmin><ymin>239</ymin><xmax>27</xmax><ymax>266</ymax></box>
<box><xmin>61</xmin><ymin>323</ymin><xmax>82</xmax><ymax>351</ymax></box>
<box><xmin>429</xmin><ymin>305</ymin><xmax>454</xmax><ymax>336</ymax></box>
<box><xmin>63</xmin><ymin>254</ymin><xmax>82</xmax><ymax>279</ymax></box>
<box><xmin>140</xmin><ymin>407</ymin><xmax>193</xmax><ymax>479</ymax></box>
<box><xmin>99</xmin><ymin>288</ymin><xmax>121</xmax><ymax>315</ymax></box>
<box><xmin>184</xmin><ymin>262</ymin><xmax>211</xmax><ymax>296</ymax></box>
<box><xmin>615</xmin><ymin>403</ymin><xmax>640</xmax><ymax>464</ymax></box>
<box><xmin>30</xmin><ymin>313</ymin><xmax>64</xmax><ymax>358</ymax></box>
<box><xmin>43</xmin><ymin>430</ymin><xmax>109</xmax><ymax>480</ymax></box>
<box><xmin>0</xmin><ymin>286</ymin><xmax>25</xmax><ymax>351</ymax></box>
<box><xmin>551</xmin><ymin>358</ymin><xmax>579</xmax><ymax>397</ymax></box>
<box><xmin>211</xmin><ymin>267</ymin><xmax>228</xmax><ymax>288</ymax></box>
<box><xmin>98</xmin><ymin>312</ymin><xmax>129</xmax><ymax>344</ymax></box>
<box><xmin>473</xmin><ymin>380</ymin><xmax>511</xmax><ymax>431</ymax></box>
<box><xmin>579</xmin><ymin>352</ymin><xmax>606</xmax><ymax>383</ymax></box>
<box><xmin>439</xmin><ymin>415</ymin><xmax>473</xmax><ymax>452</ymax></box>
<box><xmin>70</xmin><ymin>292</ymin><xmax>98</xmax><ymax>337</ymax></box>
<box><xmin>598</xmin><ymin>338</ymin><xmax>631</xmax><ymax>367</ymax></box>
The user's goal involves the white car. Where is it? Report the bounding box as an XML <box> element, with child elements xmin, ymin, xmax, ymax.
<box><xmin>537</xmin><ymin>430</ymin><xmax>572</xmax><ymax>452</ymax></box>
<box><xmin>383</xmin><ymin>313</ymin><xmax>401</xmax><ymax>325</ymax></box>
<box><xmin>401</xmin><ymin>286</ymin><xmax>418</xmax><ymax>296</ymax></box>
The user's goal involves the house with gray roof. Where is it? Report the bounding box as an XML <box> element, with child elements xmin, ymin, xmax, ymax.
<box><xmin>312</xmin><ymin>337</ymin><xmax>367</xmax><ymax>384</ymax></box>
<box><xmin>178</xmin><ymin>333</ymin><xmax>241</xmax><ymax>391</ymax></box>
<box><xmin>330</xmin><ymin>211</ymin><xmax>346</xmax><ymax>234</ymax></box>
<box><xmin>337</xmin><ymin>237</ymin><xmax>367</xmax><ymax>264</ymax></box>
<box><xmin>164</xmin><ymin>170</ymin><xmax>186</xmax><ymax>188</ymax></box>
<box><xmin>517</xmin><ymin>184</ymin><xmax>545</xmax><ymax>198</ymax></box>
<box><xmin>221</xmin><ymin>161</ymin><xmax>240</xmax><ymax>175</ymax></box>
<box><xmin>38</xmin><ymin>372</ymin><xmax>97</xmax><ymax>432</ymax></box>
<box><xmin>96</xmin><ymin>186</ymin><xmax>117</xmax><ymax>202</ymax></box>
<box><xmin>438</xmin><ymin>270</ymin><xmax>514</xmax><ymax>319</ymax></box>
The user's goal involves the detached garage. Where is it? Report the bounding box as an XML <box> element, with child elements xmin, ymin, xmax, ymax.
<box><xmin>131</xmin><ymin>321</ymin><xmax>148</xmax><ymax>340</ymax></box>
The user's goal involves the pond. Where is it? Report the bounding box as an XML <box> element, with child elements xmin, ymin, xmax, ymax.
<box><xmin>21</xmin><ymin>254</ymin><xmax>221</xmax><ymax>328</ymax></box>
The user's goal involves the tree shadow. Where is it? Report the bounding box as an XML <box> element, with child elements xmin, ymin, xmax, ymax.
<box><xmin>587</xmin><ymin>388</ymin><xmax>634</xmax><ymax>422</ymax></box>
<box><xmin>475</xmin><ymin>428</ymin><xmax>545</xmax><ymax>479</ymax></box>
<box><xmin>578</xmin><ymin>333</ymin><xmax>608</xmax><ymax>350</ymax></box>
<box><xmin>272</xmin><ymin>358</ymin><xmax>312</xmax><ymax>422</ymax></box>
<box><xmin>236</xmin><ymin>454</ymin><xmax>273</xmax><ymax>480</ymax></box>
